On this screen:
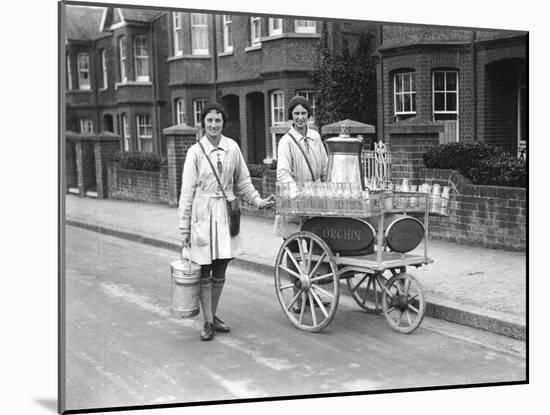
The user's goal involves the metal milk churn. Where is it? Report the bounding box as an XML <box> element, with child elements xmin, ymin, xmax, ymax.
<box><xmin>325</xmin><ymin>124</ymin><xmax>364</xmax><ymax>187</ymax></box>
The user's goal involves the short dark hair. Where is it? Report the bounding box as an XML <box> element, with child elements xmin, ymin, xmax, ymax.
<box><xmin>200</xmin><ymin>102</ymin><xmax>228</xmax><ymax>128</ymax></box>
<box><xmin>287</xmin><ymin>95</ymin><xmax>312</xmax><ymax>120</ymax></box>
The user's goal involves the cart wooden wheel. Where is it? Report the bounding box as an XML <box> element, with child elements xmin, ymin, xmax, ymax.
<box><xmin>381</xmin><ymin>272</ymin><xmax>425</xmax><ymax>334</ymax></box>
<box><xmin>346</xmin><ymin>272</ymin><xmax>387</xmax><ymax>314</ymax></box>
<box><xmin>274</xmin><ymin>231</ymin><xmax>339</xmax><ymax>332</ymax></box>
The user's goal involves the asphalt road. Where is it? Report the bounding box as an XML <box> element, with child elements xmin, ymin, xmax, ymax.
<box><xmin>62</xmin><ymin>226</ymin><xmax>526</xmax><ymax>412</ymax></box>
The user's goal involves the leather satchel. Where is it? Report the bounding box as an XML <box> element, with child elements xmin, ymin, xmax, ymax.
<box><xmin>198</xmin><ymin>140</ymin><xmax>241</xmax><ymax>237</ymax></box>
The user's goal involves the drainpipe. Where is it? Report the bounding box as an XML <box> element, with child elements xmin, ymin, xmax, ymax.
<box><xmin>150</xmin><ymin>20</ymin><xmax>162</xmax><ymax>155</ymax></box>
<box><xmin>212</xmin><ymin>15</ymin><xmax>218</xmax><ymax>100</ymax></box>
<box><xmin>378</xmin><ymin>25</ymin><xmax>384</xmax><ymax>145</ymax></box>
<box><xmin>92</xmin><ymin>38</ymin><xmax>100</xmax><ymax>131</ymax></box>
<box><xmin>471</xmin><ymin>30</ymin><xmax>477</xmax><ymax>141</ymax></box>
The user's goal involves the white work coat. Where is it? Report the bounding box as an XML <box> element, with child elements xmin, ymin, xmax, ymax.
<box><xmin>178</xmin><ymin>135</ymin><xmax>263</xmax><ymax>265</ymax></box>
<box><xmin>274</xmin><ymin>125</ymin><xmax>328</xmax><ymax>238</ymax></box>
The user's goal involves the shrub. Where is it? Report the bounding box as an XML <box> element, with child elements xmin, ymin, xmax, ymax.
<box><xmin>423</xmin><ymin>142</ymin><xmax>526</xmax><ymax>188</ymax></box>
<box><xmin>248</xmin><ymin>164</ymin><xmax>267</xmax><ymax>178</ymax></box>
<box><xmin>469</xmin><ymin>158</ymin><xmax>527</xmax><ymax>187</ymax></box>
<box><xmin>113</xmin><ymin>151</ymin><xmax>166</xmax><ymax>172</ymax></box>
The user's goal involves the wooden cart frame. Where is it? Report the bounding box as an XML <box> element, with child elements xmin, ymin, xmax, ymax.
<box><xmin>274</xmin><ymin>193</ymin><xmax>437</xmax><ymax>334</ymax></box>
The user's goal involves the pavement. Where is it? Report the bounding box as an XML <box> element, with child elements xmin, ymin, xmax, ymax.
<box><xmin>64</xmin><ymin>194</ymin><xmax>527</xmax><ymax>340</ymax></box>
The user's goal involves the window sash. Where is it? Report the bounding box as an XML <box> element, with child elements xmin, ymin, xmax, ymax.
<box><xmin>176</xmin><ymin>99</ymin><xmax>186</xmax><ymax>125</ymax></box>
<box><xmin>101</xmin><ymin>49</ymin><xmax>108</xmax><ymax>89</ymax></box>
<box><xmin>433</xmin><ymin>71</ymin><xmax>458</xmax><ymax>114</ymax></box>
<box><xmin>136</xmin><ymin>115</ymin><xmax>153</xmax><ymax>152</ymax></box>
<box><xmin>80</xmin><ymin>119</ymin><xmax>94</xmax><ymax>133</ymax></box>
<box><xmin>191</xmin><ymin>14</ymin><xmax>209</xmax><ymax>55</ymax></box>
<box><xmin>77</xmin><ymin>53</ymin><xmax>90</xmax><ymax>90</ymax></box>
<box><xmin>67</xmin><ymin>55</ymin><xmax>72</xmax><ymax>90</ymax></box>
<box><xmin>394</xmin><ymin>73</ymin><xmax>416</xmax><ymax>115</ymax></box>
<box><xmin>119</xmin><ymin>37</ymin><xmax>127</xmax><ymax>82</ymax></box>
<box><xmin>271</xmin><ymin>91</ymin><xmax>285</xmax><ymax>124</ymax></box>
<box><xmin>173</xmin><ymin>12</ymin><xmax>182</xmax><ymax>56</ymax></box>
<box><xmin>134</xmin><ymin>36</ymin><xmax>149</xmax><ymax>81</ymax></box>
<box><xmin>193</xmin><ymin>99</ymin><xmax>208</xmax><ymax>127</ymax></box>
<box><xmin>251</xmin><ymin>17</ymin><xmax>261</xmax><ymax>45</ymax></box>
<box><xmin>223</xmin><ymin>15</ymin><xmax>233</xmax><ymax>52</ymax></box>
<box><xmin>294</xmin><ymin>20</ymin><xmax>316</xmax><ymax>33</ymax></box>
<box><xmin>268</xmin><ymin>18</ymin><xmax>282</xmax><ymax>36</ymax></box>
<box><xmin>122</xmin><ymin>114</ymin><xmax>130</xmax><ymax>151</ymax></box>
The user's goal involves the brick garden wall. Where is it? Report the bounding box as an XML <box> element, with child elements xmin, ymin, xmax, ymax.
<box><xmin>107</xmin><ymin>163</ymin><xmax>170</xmax><ymax>204</ymax></box>
<box><xmin>421</xmin><ymin>168</ymin><xmax>526</xmax><ymax>251</ymax></box>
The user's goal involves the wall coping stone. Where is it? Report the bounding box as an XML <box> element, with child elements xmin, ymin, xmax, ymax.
<box><xmin>163</xmin><ymin>124</ymin><xmax>198</xmax><ymax>135</ymax></box>
<box><xmin>66</xmin><ymin>131</ymin><xmax>122</xmax><ymax>143</ymax></box>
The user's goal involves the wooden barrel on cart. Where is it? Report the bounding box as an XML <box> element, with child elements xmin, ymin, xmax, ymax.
<box><xmin>170</xmin><ymin>258</ymin><xmax>201</xmax><ymax>318</ymax></box>
<box><xmin>302</xmin><ymin>217</ymin><xmax>376</xmax><ymax>256</ymax></box>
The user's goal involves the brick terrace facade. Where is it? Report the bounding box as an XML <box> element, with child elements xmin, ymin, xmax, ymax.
<box><xmin>376</xmin><ymin>27</ymin><xmax>527</xmax><ymax>158</ymax></box>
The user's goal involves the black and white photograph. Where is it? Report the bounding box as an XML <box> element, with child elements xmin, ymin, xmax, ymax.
<box><xmin>6</xmin><ymin>0</ymin><xmax>546</xmax><ymax>414</ymax></box>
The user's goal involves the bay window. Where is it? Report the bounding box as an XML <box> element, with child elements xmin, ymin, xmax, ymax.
<box><xmin>191</xmin><ymin>14</ymin><xmax>209</xmax><ymax>55</ymax></box>
<box><xmin>134</xmin><ymin>36</ymin><xmax>149</xmax><ymax>81</ymax></box>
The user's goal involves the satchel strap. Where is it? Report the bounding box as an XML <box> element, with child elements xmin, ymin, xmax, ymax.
<box><xmin>287</xmin><ymin>131</ymin><xmax>316</xmax><ymax>182</ymax></box>
<box><xmin>197</xmin><ymin>139</ymin><xmax>229</xmax><ymax>202</ymax></box>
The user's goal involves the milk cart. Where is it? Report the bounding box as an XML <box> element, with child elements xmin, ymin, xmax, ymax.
<box><xmin>274</xmin><ymin>188</ymin><xmax>448</xmax><ymax>334</ymax></box>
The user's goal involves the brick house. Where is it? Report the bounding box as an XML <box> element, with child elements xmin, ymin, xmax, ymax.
<box><xmin>64</xmin><ymin>4</ymin><xmax>377</xmax><ymax>163</ymax></box>
<box><xmin>376</xmin><ymin>26</ymin><xmax>528</xmax><ymax>158</ymax></box>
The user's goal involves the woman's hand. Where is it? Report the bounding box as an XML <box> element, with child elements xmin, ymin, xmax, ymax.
<box><xmin>181</xmin><ymin>233</ymin><xmax>190</xmax><ymax>249</ymax></box>
<box><xmin>259</xmin><ymin>194</ymin><xmax>276</xmax><ymax>209</ymax></box>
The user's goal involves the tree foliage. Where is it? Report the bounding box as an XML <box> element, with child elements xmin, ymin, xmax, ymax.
<box><xmin>314</xmin><ymin>32</ymin><xmax>377</xmax><ymax>130</ymax></box>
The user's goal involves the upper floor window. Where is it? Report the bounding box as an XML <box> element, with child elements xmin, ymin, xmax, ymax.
<box><xmin>294</xmin><ymin>20</ymin><xmax>316</xmax><ymax>33</ymax></box>
<box><xmin>433</xmin><ymin>70</ymin><xmax>458</xmax><ymax>116</ymax></box>
<box><xmin>100</xmin><ymin>49</ymin><xmax>108</xmax><ymax>89</ymax></box>
<box><xmin>223</xmin><ymin>15</ymin><xmax>233</xmax><ymax>52</ymax></box>
<box><xmin>270</xmin><ymin>90</ymin><xmax>285</xmax><ymax>124</ymax></box>
<box><xmin>122</xmin><ymin>114</ymin><xmax>130</xmax><ymax>151</ymax></box>
<box><xmin>176</xmin><ymin>99</ymin><xmax>186</xmax><ymax>125</ymax></box>
<box><xmin>173</xmin><ymin>12</ymin><xmax>182</xmax><ymax>56</ymax></box>
<box><xmin>77</xmin><ymin>53</ymin><xmax>90</xmax><ymax>90</ymax></box>
<box><xmin>66</xmin><ymin>55</ymin><xmax>73</xmax><ymax>90</ymax></box>
<box><xmin>297</xmin><ymin>90</ymin><xmax>318</xmax><ymax>122</ymax></box>
<box><xmin>136</xmin><ymin>114</ymin><xmax>153</xmax><ymax>152</ymax></box>
<box><xmin>250</xmin><ymin>16</ymin><xmax>262</xmax><ymax>46</ymax></box>
<box><xmin>268</xmin><ymin>18</ymin><xmax>283</xmax><ymax>36</ymax></box>
<box><xmin>134</xmin><ymin>36</ymin><xmax>149</xmax><ymax>81</ymax></box>
<box><xmin>80</xmin><ymin>118</ymin><xmax>94</xmax><ymax>133</ymax></box>
<box><xmin>191</xmin><ymin>13</ymin><xmax>209</xmax><ymax>55</ymax></box>
<box><xmin>119</xmin><ymin>37</ymin><xmax>127</xmax><ymax>82</ymax></box>
<box><xmin>394</xmin><ymin>72</ymin><xmax>416</xmax><ymax>115</ymax></box>
<box><xmin>193</xmin><ymin>99</ymin><xmax>209</xmax><ymax>127</ymax></box>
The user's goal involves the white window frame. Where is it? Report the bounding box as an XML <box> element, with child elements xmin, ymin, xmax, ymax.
<box><xmin>173</xmin><ymin>12</ymin><xmax>182</xmax><ymax>56</ymax></box>
<box><xmin>176</xmin><ymin>99</ymin><xmax>186</xmax><ymax>125</ymax></box>
<box><xmin>193</xmin><ymin>99</ymin><xmax>209</xmax><ymax>127</ymax></box>
<box><xmin>80</xmin><ymin>118</ymin><xmax>94</xmax><ymax>133</ymax></box>
<box><xmin>77</xmin><ymin>53</ymin><xmax>91</xmax><ymax>90</ymax></box>
<box><xmin>297</xmin><ymin>90</ymin><xmax>318</xmax><ymax>122</ymax></box>
<box><xmin>122</xmin><ymin>114</ymin><xmax>130</xmax><ymax>151</ymax></box>
<box><xmin>191</xmin><ymin>13</ymin><xmax>209</xmax><ymax>55</ymax></box>
<box><xmin>432</xmin><ymin>70</ymin><xmax>458</xmax><ymax>116</ymax></box>
<box><xmin>270</xmin><ymin>90</ymin><xmax>285</xmax><ymax>160</ymax></box>
<box><xmin>136</xmin><ymin>114</ymin><xmax>153</xmax><ymax>153</ymax></box>
<box><xmin>222</xmin><ymin>15</ymin><xmax>233</xmax><ymax>52</ymax></box>
<box><xmin>100</xmin><ymin>49</ymin><xmax>108</xmax><ymax>89</ymax></box>
<box><xmin>268</xmin><ymin>18</ymin><xmax>283</xmax><ymax>36</ymax></box>
<box><xmin>394</xmin><ymin>72</ymin><xmax>416</xmax><ymax>115</ymax></box>
<box><xmin>66</xmin><ymin>55</ymin><xmax>72</xmax><ymax>90</ymax></box>
<box><xmin>119</xmin><ymin>37</ymin><xmax>127</xmax><ymax>82</ymax></box>
<box><xmin>294</xmin><ymin>20</ymin><xmax>316</xmax><ymax>33</ymax></box>
<box><xmin>134</xmin><ymin>35</ymin><xmax>149</xmax><ymax>82</ymax></box>
<box><xmin>250</xmin><ymin>16</ymin><xmax>262</xmax><ymax>46</ymax></box>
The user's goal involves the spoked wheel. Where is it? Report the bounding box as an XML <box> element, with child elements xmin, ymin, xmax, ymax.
<box><xmin>274</xmin><ymin>231</ymin><xmax>339</xmax><ymax>332</ymax></box>
<box><xmin>381</xmin><ymin>272</ymin><xmax>426</xmax><ymax>334</ymax></box>
<box><xmin>346</xmin><ymin>272</ymin><xmax>387</xmax><ymax>314</ymax></box>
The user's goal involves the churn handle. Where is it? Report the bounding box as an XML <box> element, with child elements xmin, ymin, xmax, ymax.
<box><xmin>181</xmin><ymin>242</ymin><xmax>192</xmax><ymax>273</ymax></box>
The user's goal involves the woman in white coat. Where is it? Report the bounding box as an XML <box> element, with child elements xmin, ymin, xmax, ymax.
<box><xmin>178</xmin><ymin>102</ymin><xmax>274</xmax><ymax>341</ymax></box>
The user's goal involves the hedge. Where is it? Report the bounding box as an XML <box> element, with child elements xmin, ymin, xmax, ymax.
<box><xmin>113</xmin><ymin>151</ymin><xmax>167</xmax><ymax>172</ymax></box>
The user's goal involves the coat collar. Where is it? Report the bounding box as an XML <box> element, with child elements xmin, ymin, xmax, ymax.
<box><xmin>200</xmin><ymin>134</ymin><xmax>229</xmax><ymax>153</ymax></box>
<box><xmin>289</xmin><ymin>125</ymin><xmax>313</xmax><ymax>141</ymax></box>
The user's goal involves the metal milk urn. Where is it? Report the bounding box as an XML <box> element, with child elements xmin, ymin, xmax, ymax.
<box><xmin>325</xmin><ymin>125</ymin><xmax>363</xmax><ymax>185</ymax></box>
<box><xmin>321</xmin><ymin>119</ymin><xmax>376</xmax><ymax>188</ymax></box>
